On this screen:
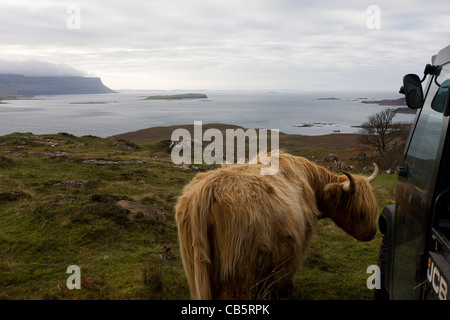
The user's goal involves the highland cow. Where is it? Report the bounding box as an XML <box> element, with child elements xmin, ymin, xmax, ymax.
<box><xmin>175</xmin><ymin>152</ymin><xmax>378</xmax><ymax>299</ymax></box>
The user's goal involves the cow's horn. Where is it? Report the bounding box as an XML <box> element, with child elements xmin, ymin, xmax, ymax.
<box><xmin>342</xmin><ymin>171</ymin><xmax>356</xmax><ymax>192</ymax></box>
<box><xmin>367</xmin><ymin>163</ymin><xmax>378</xmax><ymax>183</ymax></box>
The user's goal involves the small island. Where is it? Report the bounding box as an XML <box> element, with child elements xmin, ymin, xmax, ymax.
<box><xmin>361</xmin><ymin>97</ymin><xmax>405</xmax><ymax>106</ymax></box>
<box><xmin>145</xmin><ymin>93</ymin><xmax>208</xmax><ymax>100</ymax></box>
<box><xmin>361</xmin><ymin>97</ymin><xmax>415</xmax><ymax>114</ymax></box>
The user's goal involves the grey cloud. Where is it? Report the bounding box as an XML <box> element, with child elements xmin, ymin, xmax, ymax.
<box><xmin>0</xmin><ymin>60</ymin><xmax>86</xmax><ymax>77</ymax></box>
<box><xmin>1</xmin><ymin>0</ymin><xmax>450</xmax><ymax>90</ymax></box>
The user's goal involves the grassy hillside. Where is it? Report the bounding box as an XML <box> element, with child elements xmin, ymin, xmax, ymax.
<box><xmin>0</xmin><ymin>130</ymin><xmax>396</xmax><ymax>300</ymax></box>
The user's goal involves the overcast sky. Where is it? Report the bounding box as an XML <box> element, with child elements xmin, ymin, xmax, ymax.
<box><xmin>1</xmin><ymin>0</ymin><xmax>449</xmax><ymax>92</ymax></box>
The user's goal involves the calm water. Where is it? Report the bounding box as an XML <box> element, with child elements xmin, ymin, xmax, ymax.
<box><xmin>0</xmin><ymin>90</ymin><xmax>415</xmax><ymax>137</ymax></box>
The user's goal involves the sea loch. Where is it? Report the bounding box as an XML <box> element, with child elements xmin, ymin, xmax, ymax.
<box><xmin>0</xmin><ymin>90</ymin><xmax>414</xmax><ymax>137</ymax></box>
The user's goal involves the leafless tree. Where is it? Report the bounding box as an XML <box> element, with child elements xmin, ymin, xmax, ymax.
<box><xmin>358</xmin><ymin>108</ymin><xmax>411</xmax><ymax>152</ymax></box>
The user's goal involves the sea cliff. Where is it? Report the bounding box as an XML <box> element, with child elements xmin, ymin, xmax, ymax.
<box><xmin>0</xmin><ymin>74</ymin><xmax>116</xmax><ymax>96</ymax></box>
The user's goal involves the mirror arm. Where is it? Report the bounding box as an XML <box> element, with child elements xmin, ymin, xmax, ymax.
<box><xmin>421</xmin><ymin>64</ymin><xmax>439</xmax><ymax>82</ymax></box>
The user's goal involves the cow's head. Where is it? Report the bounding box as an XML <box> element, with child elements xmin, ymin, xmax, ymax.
<box><xmin>320</xmin><ymin>164</ymin><xmax>379</xmax><ymax>241</ymax></box>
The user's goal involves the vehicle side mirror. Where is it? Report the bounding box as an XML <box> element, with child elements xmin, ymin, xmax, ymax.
<box><xmin>401</xmin><ymin>74</ymin><xmax>424</xmax><ymax>109</ymax></box>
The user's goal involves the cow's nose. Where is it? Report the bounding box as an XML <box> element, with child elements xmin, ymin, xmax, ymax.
<box><xmin>358</xmin><ymin>230</ymin><xmax>376</xmax><ymax>242</ymax></box>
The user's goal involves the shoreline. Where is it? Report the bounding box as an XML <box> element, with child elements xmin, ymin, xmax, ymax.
<box><xmin>111</xmin><ymin>123</ymin><xmax>360</xmax><ymax>147</ymax></box>
<box><xmin>0</xmin><ymin>123</ymin><xmax>361</xmax><ymax>147</ymax></box>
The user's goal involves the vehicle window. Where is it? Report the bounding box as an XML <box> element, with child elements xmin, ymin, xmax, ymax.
<box><xmin>432</xmin><ymin>63</ymin><xmax>450</xmax><ymax>113</ymax></box>
<box><xmin>405</xmin><ymin>76</ymin><xmax>445</xmax><ymax>197</ymax></box>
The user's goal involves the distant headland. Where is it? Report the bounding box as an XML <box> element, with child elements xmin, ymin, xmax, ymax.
<box><xmin>361</xmin><ymin>97</ymin><xmax>416</xmax><ymax>114</ymax></box>
<box><xmin>0</xmin><ymin>74</ymin><xmax>116</xmax><ymax>96</ymax></box>
<box><xmin>361</xmin><ymin>97</ymin><xmax>406</xmax><ymax>106</ymax></box>
<box><xmin>145</xmin><ymin>93</ymin><xmax>208</xmax><ymax>100</ymax></box>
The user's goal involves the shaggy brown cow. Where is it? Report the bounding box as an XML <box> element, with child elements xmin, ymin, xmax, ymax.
<box><xmin>175</xmin><ymin>152</ymin><xmax>378</xmax><ymax>300</ymax></box>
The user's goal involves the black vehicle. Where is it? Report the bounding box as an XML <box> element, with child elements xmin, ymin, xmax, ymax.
<box><xmin>377</xmin><ymin>45</ymin><xmax>450</xmax><ymax>300</ymax></box>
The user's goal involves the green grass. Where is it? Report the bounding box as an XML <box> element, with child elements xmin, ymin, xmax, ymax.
<box><xmin>0</xmin><ymin>132</ymin><xmax>396</xmax><ymax>300</ymax></box>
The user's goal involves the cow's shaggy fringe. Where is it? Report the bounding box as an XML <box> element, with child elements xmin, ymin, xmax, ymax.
<box><xmin>175</xmin><ymin>151</ymin><xmax>378</xmax><ymax>299</ymax></box>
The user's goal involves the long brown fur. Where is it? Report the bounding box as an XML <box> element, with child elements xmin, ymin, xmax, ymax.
<box><xmin>175</xmin><ymin>152</ymin><xmax>378</xmax><ymax>299</ymax></box>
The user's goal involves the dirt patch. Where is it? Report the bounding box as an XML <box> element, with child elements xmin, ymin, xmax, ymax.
<box><xmin>54</xmin><ymin>180</ymin><xmax>89</xmax><ymax>187</ymax></box>
<box><xmin>0</xmin><ymin>191</ymin><xmax>29</xmax><ymax>203</ymax></box>
<box><xmin>116</xmin><ymin>200</ymin><xmax>167</xmax><ymax>222</ymax></box>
